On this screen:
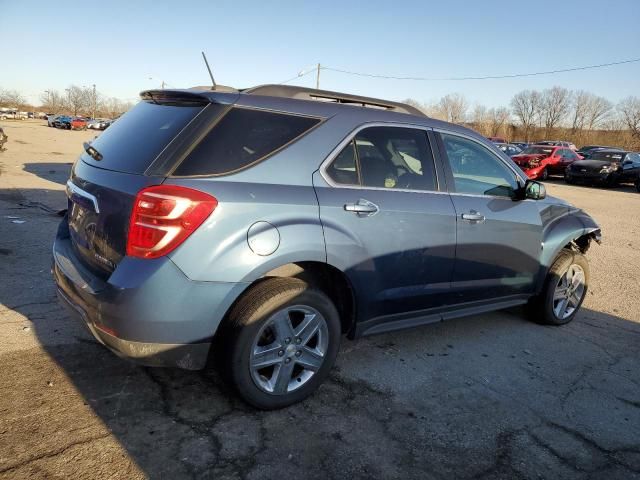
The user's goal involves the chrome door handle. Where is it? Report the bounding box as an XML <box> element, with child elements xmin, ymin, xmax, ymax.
<box><xmin>344</xmin><ymin>199</ymin><xmax>379</xmax><ymax>216</ymax></box>
<box><xmin>461</xmin><ymin>212</ymin><xmax>485</xmax><ymax>222</ymax></box>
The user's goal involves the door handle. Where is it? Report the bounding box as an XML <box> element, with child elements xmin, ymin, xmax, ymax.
<box><xmin>344</xmin><ymin>199</ymin><xmax>379</xmax><ymax>216</ymax></box>
<box><xmin>461</xmin><ymin>212</ymin><xmax>485</xmax><ymax>222</ymax></box>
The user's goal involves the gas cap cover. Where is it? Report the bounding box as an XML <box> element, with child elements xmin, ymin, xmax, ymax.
<box><xmin>247</xmin><ymin>221</ymin><xmax>280</xmax><ymax>256</ymax></box>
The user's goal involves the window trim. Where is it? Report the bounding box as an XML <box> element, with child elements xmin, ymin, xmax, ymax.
<box><xmin>319</xmin><ymin>122</ymin><xmax>443</xmax><ymax>194</ymax></box>
<box><xmin>433</xmin><ymin>128</ymin><xmax>527</xmax><ymax>199</ymax></box>
<box><xmin>167</xmin><ymin>105</ymin><xmax>326</xmax><ymax>178</ymax></box>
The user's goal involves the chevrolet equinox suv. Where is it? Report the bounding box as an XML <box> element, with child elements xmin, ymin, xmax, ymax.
<box><xmin>53</xmin><ymin>85</ymin><xmax>601</xmax><ymax>409</ymax></box>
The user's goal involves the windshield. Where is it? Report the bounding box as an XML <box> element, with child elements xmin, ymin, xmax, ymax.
<box><xmin>590</xmin><ymin>152</ymin><xmax>625</xmax><ymax>162</ymax></box>
<box><xmin>522</xmin><ymin>147</ymin><xmax>553</xmax><ymax>155</ymax></box>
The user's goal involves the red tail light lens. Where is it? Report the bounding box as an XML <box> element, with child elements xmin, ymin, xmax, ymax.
<box><xmin>127</xmin><ymin>185</ymin><xmax>217</xmax><ymax>259</ymax></box>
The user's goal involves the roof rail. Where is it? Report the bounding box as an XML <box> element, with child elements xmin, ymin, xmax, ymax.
<box><xmin>243</xmin><ymin>84</ymin><xmax>426</xmax><ymax>117</ymax></box>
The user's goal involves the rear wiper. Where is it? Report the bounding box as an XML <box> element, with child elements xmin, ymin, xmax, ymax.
<box><xmin>83</xmin><ymin>142</ymin><xmax>103</xmax><ymax>161</ymax></box>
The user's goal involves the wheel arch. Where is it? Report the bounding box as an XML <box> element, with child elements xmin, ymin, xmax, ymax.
<box><xmin>536</xmin><ymin>209</ymin><xmax>601</xmax><ymax>293</ymax></box>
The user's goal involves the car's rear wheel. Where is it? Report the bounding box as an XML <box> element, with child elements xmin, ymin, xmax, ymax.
<box><xmin>635</xmin><ymin>178</ymin><xmax>640</xmax><ymax>193</ymax></box>
<box><xmin>541</xmin><ymin>168</ymin><xmax>549</xmax><ymax>181</ymax></box>
<box><xmin>221</xmin><ymin>277</ymin><xmax>341</xmax><ymax>409</ymax></box>
<box><xmin>526</xmin><ymin>249</ymin><xmax>589</xmax><ymax>325</ymax></box>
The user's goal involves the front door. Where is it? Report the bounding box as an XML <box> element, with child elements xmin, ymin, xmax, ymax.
<box><xmin>313</xmin><ymin>125</ymin><xmax>457</xmax><ymax>324</ymax></box>
<box><xmin>435</xmin><ymin>131</ymin><xmax>543</xmax><ymax>303</ymax></box>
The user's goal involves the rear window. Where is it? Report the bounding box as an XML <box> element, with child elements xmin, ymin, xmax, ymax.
<box><xmin>81</xmin><ymin>100</ymin><xmax>204</xmax><ymax>174</ymax></box>
<box><xmin>172</xmin><ymin>108</ymin><xmax>321</xmax><ymax>176</ymax></box>
<box><xmin>522</xmin><ymin>147</ymin><xmax>553</xmax><ymax>155</ymax></box>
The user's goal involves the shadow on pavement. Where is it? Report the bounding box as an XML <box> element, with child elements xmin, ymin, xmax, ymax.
<box><xmin>1</xmin><ymin>186</ymin><xmax>639</xmax><ymax>479</ymax></box>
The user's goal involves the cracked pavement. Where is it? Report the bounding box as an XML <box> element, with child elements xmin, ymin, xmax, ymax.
<box><xmin>0</xmin><ymin>121</ymin><xmax>639</xmax><ymax>479</ymax></box>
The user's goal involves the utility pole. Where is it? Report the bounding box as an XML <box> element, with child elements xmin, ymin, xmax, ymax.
<box><xmin>316</xmin><ymin>63</ymin><xmax>321</xmax><ymax>90</ymax></box>
<box><xmin>161</xmin><ymin>80</ymin><xmax>165</xmax><ymax>89</ymax></box>
<box><xmin>44</xmin><ymin>90</ymin><xmax>50</xmax><ymax>110</ymax></box>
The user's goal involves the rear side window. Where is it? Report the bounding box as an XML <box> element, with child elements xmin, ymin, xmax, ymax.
<box><xmin>173</xmin><ymin>108</ymin><xmax>321</xmax><ymax>176</ymax></box>
<box><xmin>81</xmin><ymin>100</ymin><xmax>204</xmax><ymax>174</ymax></box>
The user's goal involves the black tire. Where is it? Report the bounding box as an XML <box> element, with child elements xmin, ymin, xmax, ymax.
<box><xmin>541</xmin><ymin>168</ymin><xmax>549</xmax><ymax>181</ymax></box>
<box><xmin>526</xmin><ymin>249</ymin><xmax>589</xmax><ymax>325</ymax></box>
<box><xmin>220</xmin><ymin>277</ymin><xmax>341</xmax><ymax>410</ymax></box>
<box><xmin>635</xmin><ymin>178</ymin><xmax>640</xmax><ymax>193</ymax></box>
<box><xmin>564</xmin><ymin>172</ymin><xmax>574</xmax><ymax>184</ymax></box>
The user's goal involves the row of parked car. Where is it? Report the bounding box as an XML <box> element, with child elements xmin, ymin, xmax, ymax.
<box><xmin>489</xmin><ymin>138</ymin><xmax>640</xmax><ymax>191</ymax></box>
<box><xmin>46</xmin><ymin>114</ymin><xmax>112</xmax><ymax>131</ymax></box>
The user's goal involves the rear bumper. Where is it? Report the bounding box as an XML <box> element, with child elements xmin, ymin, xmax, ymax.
<box><xmin>52</xmin><ymin>219</ymin><xmax>248</xmax><ymax>369</ymax></box>
<box><xmin>565</xmin><ymin>170</ymin><xmax>612</xmax><ymax>182</ymax></box>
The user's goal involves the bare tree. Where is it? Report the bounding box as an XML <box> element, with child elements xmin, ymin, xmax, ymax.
<box><xmin>618</xmin><ymin>96</ymin><xmax>640</xmax><ymax>143</ymax></box>
<box><xmin>39</xmin><ymin>89</ymin><xmax>66</xmax><ymax>113</ymax></box>
<box><xmin>0</xmin><ymin>88</ymin><xmax>28</xmax><ymax>109</ymax></box>
<box><xmin>540</xmin><ymin>86</ymin><xmax>571</xmax><ymax>134</ymax></box>
<box><xmin>510</xmin><ymin>90</ymin><xmax>541</xmax><ymax>141</ymax></box>
<box><xmin>488</xmin><ymin>107</ymin><xmax>510</xmax><ymax>137</ymax></box>
<box><xmin>470</xmin><ymin>104</ymin><xmax>490</xmax><ymax>136</ymax></box>
<box><xmin>584</xmin><ymin>95</ymin><xmax>612</xmax><ymax>131</ymax></box>
<box><xmin>402</xmin><ymin>98</ymin><xmax>429</xmax><ymax>115</ymax></box>
<box><xmin>570</xmin><ymin>90</ymin><xmax>590</xmax><ymax>133</ymax></box>
<box><xmin>436</xmin><ymin>93</ymin><xmax>468</xmax><ymax>124</ymax></box>
<box><xmin>65</xmin><ymin>85</ymin><xmax>88</xmax><ymax>116</ymax></box>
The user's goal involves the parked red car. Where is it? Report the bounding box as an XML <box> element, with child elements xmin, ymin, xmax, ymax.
<box><xmin>512</xmin><ymin>146</ymin><xmax>583</xmax><ymax>180</ymax></box>
<box><xmin>70</xmin><ymin>117</ymin><xmax>88</xmax><ymax>130</ymax></box>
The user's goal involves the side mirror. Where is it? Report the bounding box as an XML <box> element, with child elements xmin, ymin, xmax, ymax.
<box><xmin>525</xmin><ymin>180</ymin><xmax>546</xmax><ymax>200</ymax></box>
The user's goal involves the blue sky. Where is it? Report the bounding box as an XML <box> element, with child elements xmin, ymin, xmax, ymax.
<box><xmin>2</xmin><ymin>0</ymin><xmax>639</xmax><ymax>107</ymax></box>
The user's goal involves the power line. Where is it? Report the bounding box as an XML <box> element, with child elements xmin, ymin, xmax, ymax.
<box><xmin>320</xmin><ymin>57</ymin><xmax>640</xmax><ymax>82</ymax></box>
<box><xmin>278</xmin><ymin>69</ymin><xmax>316</xmax><ymax>85</ymax></box>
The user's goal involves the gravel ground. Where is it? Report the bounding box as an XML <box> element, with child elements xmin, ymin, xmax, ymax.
<box><xmin>0</xmin><ymin>120</ymin><xmax>639</xmax><ymax>479</ymax></box>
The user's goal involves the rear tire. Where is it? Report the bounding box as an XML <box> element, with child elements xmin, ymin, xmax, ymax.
<box><xmin>220</xmin><ymin>277</ymin><xmax>341</xmax><ymax>410</ymax></box>
<box><xmin>635</xmin><ymin>178</ymin><xmax>640</xmax><ymax>193</ymax></box>
<box><xmin>526</xmin><ymin>249</ymin><xmax>589</xmax><ymax>325</ymax></box>
<box><xmin>541</xmin><ymin>168</ymin><xmax>549</xmax><ymax>181</ymax></box>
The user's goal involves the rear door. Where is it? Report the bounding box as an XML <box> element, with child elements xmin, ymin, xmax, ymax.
<box><xmin>434</xmin><ymin>131</ymin><xmax>543</xmax><ymax>303</ymax></box>
<box><xmin>313</xmin><ymin>125</ymin><xmax>456</xmax><ymax>327</ymax></box>
<box><xmin>66</xmin><ymin>95</ymin><xmax>213</xmax><ymax>277</ymax></box>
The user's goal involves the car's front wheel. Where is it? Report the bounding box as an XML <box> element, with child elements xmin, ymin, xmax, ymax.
<box><xmin>222</xmin><ymin>277</ymin><xmax>341</xmax><ymax>409</ymax></box>
<box><xmin>527</xmin><ymin>249</ymin><xmax>589</xmax><ymax>325</ymax></box>
<box><xmin>635</xmin><ymin>178</ymin><xmax>640</xmax><ymax>193</ymax></box>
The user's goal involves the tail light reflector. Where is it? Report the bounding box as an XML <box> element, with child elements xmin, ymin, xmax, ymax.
<box><xmin>127</xmin><ymin>185</ymin><xmax>217</xmax><ymax>259</ymax></box>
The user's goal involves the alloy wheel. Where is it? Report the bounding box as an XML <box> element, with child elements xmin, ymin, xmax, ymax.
<box><xmin>553</xmin><ymin>264</ymin><xmax>585</xmax><ymax>319</ymax></box>
<box><xmin>250</xmin><ymin>305</ymin><xmax>329</xmax><ymax>395</ymax></box>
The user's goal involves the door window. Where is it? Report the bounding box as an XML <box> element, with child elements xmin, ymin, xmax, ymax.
<box><xmin>440</xmin><ymin>133</ymin><xmax>519</xmax><ymax>198</ymax></box>
<box><xmin>326</xmin><ymin>126</ymin><xmax>437</xmax><ymax>191</ymax></box>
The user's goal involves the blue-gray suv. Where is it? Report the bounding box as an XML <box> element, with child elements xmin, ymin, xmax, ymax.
<box><xmin>53</xmin><ymin>85</ymin><xmax>601</xmax><ymax>409</ymax></box>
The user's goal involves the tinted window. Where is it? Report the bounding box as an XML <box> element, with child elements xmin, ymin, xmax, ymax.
<box><xmin>326</xmin><ymin>127</ymin><xmax>437</xmax><ymax>191</ymax></box>
<box><xmin>81</xmin><ymin>100</ymin><xmax>203</xmax><ymax>174</ymax></box>
<box><xmin>174</xmin><ymin>108</ymin><xmax>320</xmax><ymax>176</ymax></box>
<box><xmin>440</xmin><ymin>133</ymin><xmax>518</xmax><ymax>198</ymax></box>
<box><xmin>591</xmin><ymin>151</ymin><xmax>625</xmax><ymax>161</ymax></box>
<box><xmin>326</xmin><ymin>141</ymin><xmax>359</xmax><ymax>185</ymax></box>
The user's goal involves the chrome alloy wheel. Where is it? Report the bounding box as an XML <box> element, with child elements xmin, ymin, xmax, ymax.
<box><xmin>250</xmin><ymin>305</ymin><xmax>329</xmax><ymax>395</ymax></box>
<box><xmin>553</xmin><ymin>264</ymin><xmax>586</xmax><ymax>319</ymax></box>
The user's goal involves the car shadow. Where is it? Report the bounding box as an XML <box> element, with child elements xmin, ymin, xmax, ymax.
<box><xmin>23</xmin><ymin>162</ymin><xmax>73</xmax><ymax>186</ymax></box>
<box><xmin>1</xmin><ymin>187</ymin><xmax>639</xmax><ymax>479</ymax></box>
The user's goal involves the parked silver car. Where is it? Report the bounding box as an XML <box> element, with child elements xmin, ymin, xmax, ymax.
<box><xmin>53</xmin><ymin>85</ymin><xmax>601</xmax><ymax>409</ymax></box>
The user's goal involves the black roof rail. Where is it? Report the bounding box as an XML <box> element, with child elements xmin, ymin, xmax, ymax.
<box><xmin>243</xmin><ymin>84</ymin><xmax>426</xmax><ymax>117</ymax></box>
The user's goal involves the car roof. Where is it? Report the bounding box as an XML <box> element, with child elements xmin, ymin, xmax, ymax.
<box><xmin>139</xmin><ymin>85</ymin><xmax>483</xmax><ymax>140</ymax></box>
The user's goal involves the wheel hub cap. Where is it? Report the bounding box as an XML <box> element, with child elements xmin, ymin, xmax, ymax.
<box><xmin>250</xmin><ymin>305</ymin><xmax>329</xmax><ymax>395</ymax></box>
<box><xmin>553</xmin><ymin>263</ymin><xmax>585</xmax><ymax>320</ymax></box>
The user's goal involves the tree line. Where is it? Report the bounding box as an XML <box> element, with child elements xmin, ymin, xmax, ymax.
<box><xmin>405</xmin><ymin>87</ymin><xmax>640</xmax><ymax>149</ymax></box>
<box><xmin>0</xmin><ymin>86</ymin><xmax>135</xmax><ymax>119</ymax></box>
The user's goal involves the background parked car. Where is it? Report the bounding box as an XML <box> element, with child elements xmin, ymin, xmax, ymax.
<box><xmin>512</xmin><ymin>145</ymin><xmax>580</xmax><ymax>180</ymax></box>
<box><xmin>511</xmin><ymin>141</ymin><xmax>529</xmax><ymax>150</ymax></box>
<box><xmin>535</xmin><ymin>140</ymin><xmax>578</xmax><ymax>151</ymax></box>
<box><xmin>487</xmin><ymin>136</ymin><xmax>506</xmax><ymax>143</ymax></box>
<box><xmin>87</xmin><ymin>119</ymin><xmax>112</xmax><ymax>130</ymax></box>
<box><xmin>71</xmin><ymin>117</ymin><xmax>88</xmax><ymax>130</ymax></box>
<box><xmin>495</xmin><ymin>143</ymin><xmax>523</xmax><ymax>157</ymax></box>
<box><xmin>576</xmin><ymin>145</ymin><xmax>622</xmax><ymax>159</ymax></box>
<box><xmin>47</xmin><ymin>114</ymin><xmax>61</xmax><ymax>127</ymax></box>
<box><xmin>54</xmin><ymin>115</ymin><xmax>72</xmax><ymax>129</ymax></box>
<box><xmin>565</xmin><ymin>150</ymin><xmax>640</xmax><ymax>187</ymax></box>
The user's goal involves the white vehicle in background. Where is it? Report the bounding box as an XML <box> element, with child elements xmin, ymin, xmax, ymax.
<box><xmin>0</xmin><ymin>108</ymin><xmax>22</xmax><ymax>120</ymax></box>
<box><xmin>87</xmin><ymin>119</ymin><xmax>112</xmax><ymax>130</ymax></box>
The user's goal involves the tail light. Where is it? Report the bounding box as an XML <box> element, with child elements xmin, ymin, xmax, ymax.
<box><xmin>127</xmin><ymin>185</ymin><xmax>217</xmax><ymax>259</ymax></box>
